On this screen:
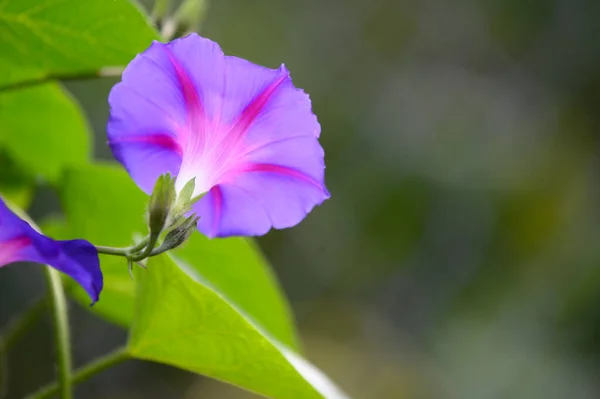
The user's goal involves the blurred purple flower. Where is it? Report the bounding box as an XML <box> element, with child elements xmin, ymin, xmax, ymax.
<box><xmin>0</xmin><ymin>198</ymin><xmax>102</xmax><ymax>303</ymax></box>
<box><xmin>107</xmin><ymin>34</ymin><xmax>329</xmax><ymax>238</ymax></box>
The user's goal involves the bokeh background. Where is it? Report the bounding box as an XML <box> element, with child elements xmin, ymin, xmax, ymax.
<box><xmin>3</xmin><ymin>0</ymin><xmax>600</xmax><ymax>397</ymax></box>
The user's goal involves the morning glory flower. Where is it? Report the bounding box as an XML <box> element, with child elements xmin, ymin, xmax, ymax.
<box><xmin>107</xmin><ymin>33</ymin><xmax>329</xmax><ymax>238</ymax></box>
<box><xmin>0</xmin><ymin>198</ymin><xmax>102</xmax><ymax>303</ymax></box>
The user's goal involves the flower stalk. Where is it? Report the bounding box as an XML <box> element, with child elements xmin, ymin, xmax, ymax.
<box><xmin>43</xmin><ymin>267</ymin><xmax>72</xmax><ymax>399</ymax></box>
<box><xmin>25</xmin><ymin>347</ymin><xmax>129</xmax><ymax>399</ymax></box>
<box><xmin>93</xmin><ymin>174</ymin><xmax>199</xmax><ymax>272</ymax></box>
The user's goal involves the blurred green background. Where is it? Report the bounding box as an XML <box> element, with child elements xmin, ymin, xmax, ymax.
<box><xmin>3</xmin><ymin>0</ymin><xmax>600</xmax><ymax>397</ymax></box>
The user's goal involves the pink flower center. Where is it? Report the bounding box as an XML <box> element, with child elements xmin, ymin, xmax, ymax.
<box><xmin>0</xmin><ymin>236</ymin><xmax>30</xmax><ymax>266</ymax></box>
<box><xmin>164</xmin><ymin>46</ymin><xmax>289</xmax><ymax>197</ymax></box>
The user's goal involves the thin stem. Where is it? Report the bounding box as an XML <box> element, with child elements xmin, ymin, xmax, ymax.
<box><xmin>149</xmin><ymin>243</ymin><xmax>173</xmax><ymax>257</ymax></box>
<box><xmin>25</xmin><ymin>347</ymin><xmax>130</xmax><ymax>399</ymax></box>
<box><xmin>94</xmin><ymin>245</ymin><xmax>130</xmax><ymax>257</ymax></box>
<box><xmin>95</xmin><ymin>235</ymin><xmax>151</xmax><ymax>258</ymax></box>
<box><xmin>43</xmin><ymin>268</ymin><xmax>72</xmax><ymax>399</ymax></box>
<box><xmin>0</xmin><ymin>67</ymin><xmax>124</xmax><ymax>93</ymax></box>
<box><xmin>152</xmin><ymin>0</ymin><xmax>172</xmax><ymax>20</ymax></box>
<box><xmin>0</xmin><ymin>298</ymin><xmax>46</xmax><ymax>399</ymax></box>
<box><xmin>129</xmin><ymin>235</ymin><xmax>151</xmax><ymax>254</ymax></box>
<box><xmin>130</xmin><ymin>232</ymin><xmax>160</xmax><ymax>262</ymax></box>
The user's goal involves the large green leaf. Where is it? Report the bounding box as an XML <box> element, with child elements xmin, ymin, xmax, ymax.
<box><xmin>128</xmin><ymin>254</ymin><xmax>348</xmax><ymax>399</ymax></box>
<box><xmin>0</xmin><ymin>83</ymin><xmax>90</xmax><ymax>183</ymax></box>
<box><xmin>0</xmin><ymin>0</ymin><xmax>158</xmax><ymax>87</ymax></box>
<box><xmin>56</xmin><ymin>163</ymin><xmax>300</xmax><ymax>349</ymax></box>
<box><xmin>57</xmin><ymin>163</ymin><xmax>148</xmax><ymax>327</ymax></box>
<box><xmin>0</xmin><ymin>149</ymin><xmax>33</xmax><ymax>208</ymax></box>
<box><xmin>172</xmin><ymin>234</ymin><xmax>299</xmax><ymax>349</ymax></box>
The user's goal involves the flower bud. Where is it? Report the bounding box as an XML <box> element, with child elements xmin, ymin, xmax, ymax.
<box><xmin>170</xmin><ymin>178</ymin><xmax>205</xmax><ymax>226</ymax></box>
<box><xmin>159</xmin><ymin>214</ymin><xmax>199</xmax><ymax>252</ymax></box>
<box><xmin>148</xmin><ymin>174</ymin><xmax>176</xmax><ymax>236</ymax></box>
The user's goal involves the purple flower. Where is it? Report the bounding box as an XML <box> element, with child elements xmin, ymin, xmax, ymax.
<box><xmin>0</xmin><ymin>198</ymin><xmax>102</xmax><ymax>303</ymax></box>
<box><xmin>107</xmin><ymin>34</ymin><xmax>330</xmax><ymax>238</ymax></box>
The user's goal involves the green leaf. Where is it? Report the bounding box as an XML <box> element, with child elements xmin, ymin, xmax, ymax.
<box><xmin>38</xmin><ymin>216</ymin><xmax>69</xmax><ymax>242</ymax></box>
<box><xmin>57</xmin><ymin>163</ymin><xmax>299</xmax><ymax>348</ymax></box>
<box><xmin>0</xmin><ymin>183</ymin><xmax>31</xmax><ymax>209</ymax></box>
<box><xmin>58</xmin><ymin>163</ymin><xmax>148</xmax><ymax>327</ymax></box>
<box><xmin>0</xmin><ymin>83</ymin><xmax>90</xmax><ymax>182</ymax></box>
<box><xmin>0</xmin><ymin>0</ymin><xmax>158</xmax><ymax>87</ymax></box>
<box><xmin>128</xmin><ymin>255</ymin><xmax>348</xmax><ymax>399</ymax></box>
<box><xmin>0</xmin><ymin>149</ymin><xmax>33</xmax><ymax>208</ymax></box>
<box><xmin>173</xmin><ymin>234</ymin><xmax>299</xmax><ymax>349</ymax></box>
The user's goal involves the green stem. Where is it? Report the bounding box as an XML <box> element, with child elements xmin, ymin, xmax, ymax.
<box><xmin>152</xmin><ymin>0</ymin><xmax>172</xmax><ymax>20</ymax></box>
<box><xmin>94</xmin><ymin>245</ymin><xmax>130</xmax><ymax>257</ymax></box>
<box><xmin>43</xmin><ymin>267</ymin><xmax>72</xmax><ymax>399</ymax></box>
<box><xmin>95</xmin><ymin>236</ymin><xmax>151</xmax><ymax>258</ymax></box>
<box><xmin>148</xmin><ymin>243</ymin><xmax>173</xmax><ymax>257</ymax></box>
<box><xmin>0</xmin><ymin>67</ymin><xmax>124</xmax><ymax>93</ymax></box>
<box><xmin>25</xmin><ymin>347</ymin><xmax>129</xmax><ymax>399</ymax></box>
<box><xmin>130</xmin><ymin>232</ymin><xmax>161</xmax><ymax>262</ymax></box>
<box><xmin>129</xmin><ymin>236</ymin><xmax>151</xmax><ymax>253</ymax></box>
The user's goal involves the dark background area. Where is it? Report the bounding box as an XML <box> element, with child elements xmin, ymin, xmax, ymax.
<box><xmin>3</xmin><ymin>0</ymin><xmax>600</xmax><ymax>397</ymax></box>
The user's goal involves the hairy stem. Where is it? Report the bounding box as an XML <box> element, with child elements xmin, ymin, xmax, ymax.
<box><xmin>128</xmin><ymin>235</ymin><xmax>151</xmax><ymax>254</ymax></box>
<box><xmin>43</xmin><ymin>268</ymin><xmax>72</xmax><ymax>399</ymax></box>
<box><xmin>95</xmin><ymin>235</ymin><xmax>152</xmax><ymax>258</ymax></box>
<box><xmin>94</xmin><ymin>245</ymin><xmax>131</xmax><ymax>257</ymax></box>
<box><xmin>25</xmin><ymin>347</ymin><xmax>130</xmax><ymax>399</ymax></box>
<box><xmin>130</xmin><ymin>232</ymin><xmax>161</xmax><ymax>262</ymax></box>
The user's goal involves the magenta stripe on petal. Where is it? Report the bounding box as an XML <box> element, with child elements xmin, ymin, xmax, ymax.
<box><xmin>228</xmin><ymin>74</ymin><xmax>289</xmax><ymax>142</ymax></box>
<box><xmin>242</xmin><ymin>163</ymin><xmax>326</xmax><ymax>191</ymax></box>
<box><xmin>162</xmin><ymin>46</ymin><xmax>205</xmax><ymax>147</ymax></box>
<box><xmin>108</xmin><ymin>133</ymin><xmax>183</xmax><ymax>156</ymax></box>
<box><xmin>108</xmin><ymin>34</ymin><xmax>329</xmax><ymax>238</ymax></box>
<box><xmin>0</xmin><ymin>236</ymin><xmax>31</xmax><ymax>266</ymax></box>
<box><xmin>0</xmin><ymin>198</ymin><xmax>103</xmax><ymax>303</ymax></box>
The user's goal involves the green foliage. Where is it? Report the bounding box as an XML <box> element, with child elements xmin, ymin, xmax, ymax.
<box><xmin>0</xmin><ymin>0</ymin><xmax>159</xmax><ymax>183</ymax></box>
<box><xmin>0</xmin><ymin>1</ymin><xmax>343</xmax><ymax>397</ymax></box>
<box><xmin>55</xmin><ymin>164</ymin><xmax>301</xmax><ymax>350</ymax></box>
<box><xmin>53</xmin><ymin>164</ymin><xmax>333</xmax><ymax>396</ymax></box>
<box><xmin>0</xmin><ymin>83</ymin><xmax>90</xmax><ymax>183</ymax></box>
<box><xmin>128</xmin><ymin>254</ymin><xmax>341</xmax><ymax>399</ymax></box>
<box><xmin>0</xmin><ymin>0</ymin><xmax>158</xmax><ymax>86</ymax></box>
<box><xmin>173</xmin><ymin>234</ymin><xmax>300</xmax><ymax>349</ymax></box>
<box><xmin>57</xmin><ymin>163</ymin><xmax>148</xmax><ymax>326</ymax></box>
<box><xmin>0</xmin><ymin>150</ymin><xmax>33</xmax><ymax>208</ymax></box>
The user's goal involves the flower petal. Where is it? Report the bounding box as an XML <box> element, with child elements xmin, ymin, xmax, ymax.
<box><xmin>108</xmin><ymin>42</ymin><xmax>189</xmax><ymax>138</ymax></box>
<box><xmin>110</xmin><ymin>137</ymin><xmax>181</xmax><ymax>194</ymax></box>
<box><xmin>0</xmin><ymin>199</ymin><xmax>103</xmax><ymax>303</ymax></box>
<box><xmin>222</xmin><ymin>57</ymin><xmax>290</xmax><ymax>129</ymax></box>
<box><xmin>195</xmin><ymin>185</ymin><xmax>272</xmax><ymax>238</ymax></box>
<box><xmin>108</xmin><ymin>34</ymin><xmax>329</xmax><ymax>238</ymax></box>
<box><xmin>241</xmin><ymin>136</ymin><xmax>327</xmax><ymax>184</ymax></box>
<box><xmin>234</xmin><ymin>63</ymin><xmax>321</xmax><ymax>149</ymax></box>
<box><xmin>193</xmin><ymin>137</ymin><xmax>329</xmax><ymax>237</ymax></box>
<box><xmin>107</xmin><ymin>40</ymin><xmax>190</xmax><ymax>193</ymax></box>
<box><xmin>0</xmin><ymin>236</ymin><xmax>30</xmax><ymax>265</ymax></box>
<box><xmin>161</xmin><ymin>33</ymin><xmax>225</xmax><ymax>127</ymax></box>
